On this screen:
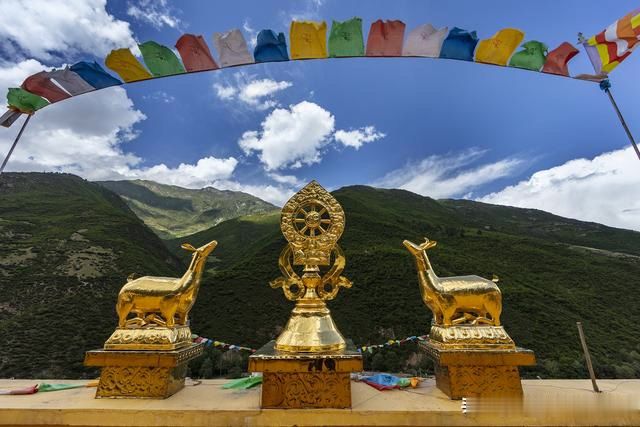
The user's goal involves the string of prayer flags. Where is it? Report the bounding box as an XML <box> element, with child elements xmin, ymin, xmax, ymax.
<box><xmin>21</xmin><ymin>72</ymin><xmax>70</xmax><ymax>103</ymax></box>
<box><xmin>366</xmin><ymin>20</ymin><xmax>406</xmax><ymax>56</ymax></box>
<box><xmin>357</xmin><ymin>335</ymin><xmax>428</xmax><ymax>353</ymax></box>
<box><xmin>509</xmin><ymin>41</ymin><xmax>548</xmax><ymax>71</ymax></box>
<box><xmin>440</xmin><ymin>27</ymin><xmax>479</xmax><ymax>61</ymax></box>
<box><xmin>213</xmin><ymin>29</ymin><xmax>254</xmax><ymax>67</ymax></box>
<box><xmin>105</xmin><ymin>49</ymin><xmax>152</xmax><ymax>82</ymax></box>
<box><xmin>475</xmin><ymin>28</ymin><xmax>524</xmax><ymax>66</ymax></box>
<box><xmin>48</xmin><ymin>68</ymin><xmax>95</xmax><ymax>95</ymax></box>
<box><xmin>139</xmin><ymin>41</ymin><xmax>186</xmax><ymax>77</ymax></box>
<box><xmin>254</xmin><ymin>30</ymin><xmax>289</xmax><ymax>63</ymax></box>
<box><xmin>542</xmin><ymin>42</ymin><xmax>579</xmax><ymax>76</ymax></box>
<box><xmin>585</xmin><ymin>8</ymin><xmax>640</xmax><ymax>74</ymax></box>
<box><xmin>403</xmin><ymin>24</ymin><xmax>448</xmax><ymax>57</ymax></box>
<box><xmin>328</xmin><ymin>18</ymin><xmax>364</xmax><ymax>57</ymax></box>
<box><xmin>175</xmin><ymin>34</ymin><xmax>219</xmax><ymax>72</ymax></box>
<box><xmin>290</xmin><ymin>21</ymin><xmax>328</xmax><ymax>59</ymax></box>
<box><xmin>192</xmin><ymin>335</ymin><xmax>256</xmax><ymax>353</ymax></box>
<box><xmin>69</xmin><ymin>62</ymin><xmax>121</xmax><ymax>89</ymax></box>
<box><xmin>7</xmin><ymin>88</ymin><xmax>49</xmax><ymax>113</ymax></box>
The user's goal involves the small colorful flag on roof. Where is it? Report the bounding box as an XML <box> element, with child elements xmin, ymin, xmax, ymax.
<box><xmin>542</xmin><ymin>42</ymin><xmax>579</xmax><ymax>76</ymax></box>
<box><xmin>509</xmin><ymin>41</ymin><xmax>548</xmax><ymax>71</ymax></box>
<box><xmin>21</xmin><ymin>71</ymin><xmax>70</xmax><ymax>103</ymax></box>
<box><xmin>586</xmin><ymin>8</ymin><xmax>640</xmax><ymax>73</ymax></box>
<box><xmin>69</xmin><ymin>61</ymin><xmax>121</xmax><ymax>89</ymax></box>
<box><xmin>7</xmin><ymin>88</ymin><xmax>49</xmax><ymax>113</ymax></box>
<box><xmin>213</xmin><ymin>29</ymin><xmax>254</xmax><ymax>67</ymax></box>
<box><xmin>440</xmin><ymin>27</ymin><xmax>478</xmax><ymax>61</ymax></box>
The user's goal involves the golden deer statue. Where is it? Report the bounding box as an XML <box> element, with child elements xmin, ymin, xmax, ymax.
<box><xmin>403</xmin><ymin>238</ymin><xmax>502</xmax><ymax>327</ymax></box>
<box><xmin>116</xmin><ymin>240</ymin><xmax>217</xmax><ymax>328</ymax></box>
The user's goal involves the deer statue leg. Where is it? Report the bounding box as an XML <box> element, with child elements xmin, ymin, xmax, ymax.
<box><xmin>161</xmin><ymin>297</ymin><xmax>178</xmax><ymax>328</ymax></box>
<box><xmin>116</xmin><ymin>295</ymin><xmax>133</xmax><ymax>328</ymax></box>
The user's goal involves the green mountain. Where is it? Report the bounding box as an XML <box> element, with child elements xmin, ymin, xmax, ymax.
<box><xmin>0</xmin><ymin>173</ymin><xmax>183</xmax><ymax>378</ymax></box>
<box><xmin>96</xmin><ymin>180</ymin><xmax>278</xmax><ymax>239</ymax></box>
<box><xmin>182</xmin><ymin>186</ymin><xmax>640</xmax><ymax>379</ymax></box>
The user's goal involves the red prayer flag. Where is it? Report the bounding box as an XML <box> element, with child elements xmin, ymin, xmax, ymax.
<box><xmin>21</xmin><ymin>72</ymin><xmax>70</xmax><ymax>103</ymax></box>
<box><xmin>542</xmin><ymin>42</ymin><xmax>579</xmax><ymax>76</ymax></box>
<box><xmin>176</xmin><ymin>34</ymin><xmax>219</xmax><ymax>72</ymax></box>
<box><xmin>366</xmin><ymin>20</ymin><xmax>406</xmax><ymax>56</ymax></box>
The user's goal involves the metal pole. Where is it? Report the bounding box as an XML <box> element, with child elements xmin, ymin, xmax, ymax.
<box><xmin>602</xmin><ymin>82</ymin><xmax>640</xmax><ymax>161</ymax></box>
<box><xmin>0</xmin><ymin>113</ymin><xmax>32</xmax><ymax>174</ymax></box>
<box><xmin>576</xmin><ymin>322</ymin><xmax>600</xmax><ymax>393</ymax></box>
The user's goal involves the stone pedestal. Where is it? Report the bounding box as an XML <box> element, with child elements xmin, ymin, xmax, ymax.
<box><xmin>420</xmin><ymin>340</ymin><xmax>535</xmax><ymax>400</ymax></box>
<box><xmin>248</xmin><ymin>341</ymin><xmax>363</xmax><ymax>409</ymax></box>
<box><xmin>84</xmin><ymin>343</ymin><xmax>203</xmax><ymax>399</ymax></box>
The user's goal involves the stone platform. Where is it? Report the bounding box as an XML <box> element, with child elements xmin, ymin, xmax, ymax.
<box><xmin>0</xmin><ymin>379</ymin><xmax>637</xmax><ymax>426</ymax></box>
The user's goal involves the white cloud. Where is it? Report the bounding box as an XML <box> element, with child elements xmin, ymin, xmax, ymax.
<box><xmin>0</xmin><ymin>0</ymin><xmax>136</xmax><ymax>61</ymax></box>
<box><xmin>374</xmin><ymin>149</ymin><xmax>523</xmax><ymax>199</ymax></box>
<box><xmin>142</xmin><ymin>91</ymin><xmax>176</xmax><ymax>103</ymax></box>
<box><xmin>213</xmin><ymin>72</ymin><xmax>293</xmax><ymax>110</ymax></box>
<box><xmin>242</xmin><ymin>20</ymin><xmax>258</xmax><ymax>49</ymax></box>
<box><xmin>267</xmin><ymin>172</ymin><xmax>303</xmax><ymax>186</ymax></box>
<box><xmin>282</xmin><ymin>0</ymin><xmax>324</xmax><ymax>23</ymax></box>
<box><xmin>129</xmin><ymin>157</ymin><xmax>238</xmax><ymax>188</ymax></box>
<box><xmin>212</xmin><ymin>180</ymin><xmax>294</xmax><ymax>206</ymax></box>
<box><xmin>334</xmin><ymin>126</ymin><xmax>385</xmax><ymax>149</ymax></box>
<box><xmin>127</xmin><ymin>0</ymin><xmax>181</xmax><ymax>30</ymax></box>
<box><xmin>480</xmin><ymin>147</ymin><xmax>640</xmax><ymax>232</ymax></box>
<box><xmin>238</xmin><ymin>101</ymin><xmax>335</xmax><ymax>170</ymax></box>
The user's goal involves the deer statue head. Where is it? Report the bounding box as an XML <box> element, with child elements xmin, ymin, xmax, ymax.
<box><xmin>181</xmin><ymin>240</ymin><xmax>218</xmax><ymax>272</ymax></box>
<box><xmin>402</xmin><ymin>237</ymin><xmax>437</xmax><ymax>256</ymax></box>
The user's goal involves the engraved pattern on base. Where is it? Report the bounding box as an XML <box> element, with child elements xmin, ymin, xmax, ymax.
<box><xmin>262</xmin><ymin>372</ymin><xmax>351</xmax><ymax>408</ymax></box>
<box><xmin>97</xmin><ymin>366</ymin><xmax>171</xmax><ymax>398</ymax></box>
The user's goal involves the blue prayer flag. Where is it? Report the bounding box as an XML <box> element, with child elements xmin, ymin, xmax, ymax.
<box><xmin>254</xmin><ymin>30</ymin><xmax>289</xmax><ymax>63</ymax></box>
<box><xmin>70</xmin><ymin>61</ymin><xmax>122</xmax><ymax>89</ymax></box>
<box><xmin>439</xmin><ymin>27</ymin><xmax>479</xmax><ymax>61</ymax></box>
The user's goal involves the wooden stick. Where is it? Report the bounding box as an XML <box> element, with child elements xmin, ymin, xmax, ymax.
<box><xmin>0</xmin><ymin>113</ymin><xmax>32</xmax><ymax>174</ymax></box>
<box><xmin>576</xmin><ymin>322</ymin><xmax>600</xmax><ymax>393</ymax></box>
<box><xmin>604</xmin><ymin>87</ymin><xmax>640</xmax><ymax>161</ymax></box>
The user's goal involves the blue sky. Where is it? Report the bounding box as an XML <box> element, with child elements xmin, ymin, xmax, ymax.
<box><xmin>1</xmin><ymin>0</ymin><xmax>640</xmax><ymax>231</ymax></box>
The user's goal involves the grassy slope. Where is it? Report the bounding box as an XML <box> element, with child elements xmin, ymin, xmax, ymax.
<box><xmin>0</xmin><ymin>173</ymin><xmax>183</xmax><ymax>378</ymax></box>
<box><xmin>185</xmin><ymin>186</ymin><xmax>640</xmax><ymax>379</ymax></box>
<box><xmin>97</xmin><ymin>180</ymin><xmax>278</xmax><ymax>239</ymax></box>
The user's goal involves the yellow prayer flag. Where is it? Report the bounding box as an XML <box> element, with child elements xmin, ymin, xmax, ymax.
<box><xmin>105</xmin><ymin>48</ymin><xmax>152</xmax><ymax>82</ymax></box>
<box><xmin>475</xmin><ymin>28</ymin><xmax>525</xmax><ymax>66</ymax></box>
<box><xmin>290</xmin><ymin>21</ymin><xmax>328</xmax><ymax>59</ymax></box>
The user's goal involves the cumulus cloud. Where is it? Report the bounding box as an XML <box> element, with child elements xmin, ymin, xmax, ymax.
<box><xmin>267</xmin><ymin>172</ymin><xmax>304</xmax><ymax>186</ymax></box>
<box><xmin>0</xmin><ymin>0</ymin><xmax>136</xmax><ymax>61</ymax></box>
<box><xmin>128</xmin><ymin>157</ymin><xmax>238</xmax><ymax>188</ymax></box>
<box><xmin>212</xmin><ymin>180</ymin><xmax>295</xmax><ymax>206</ymax></box>
<box><xmin>242</xmin><ymin>20</ymin><xmax>259</xmax><ymax>48</ymax></box>
<box><xmin>334</xmin><ymin>126</ymin><xmax>386</xmax><ymax>149</ymax></box>
<box><xmin>127</xmin><ymin>0</ymin><xmax>182</xmax><ymax>30</ymax></box>
<box><xmin>480</xmin><ymin>147</ymin><xmax>640</xmax><ymax>231</ymax></box>
<box><xmin>238</xmin><ymin>101</ymin><xmax>335</xmax><ymax>170</ymax></box>
<box><xmin>373</xmin><ymin>149</ymin><xmax>523</xmax><ymax>199</ymax></box>
<box><xmin>213</xmin><ymin>72</ymin><xmax>293</xmax><ymax>110</ymax></box>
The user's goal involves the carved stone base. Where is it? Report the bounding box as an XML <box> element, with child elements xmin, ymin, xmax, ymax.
<box><xmin>248</xmin><ymin>340</ymin><xmax>362</xmax><ymax>409</ymax></box>
<box><xmin>84</xmin><ymin>343</ymin><xmax>203</xmax><ymax>399</ymax></box>
<box><xmin>104</xmin><ymin>325</ymin><xmax>192</xmax><ymax>351</ymax></box>
<box><xmin>429</xmin><ymin>324</ymin><xmax>515</xmax><ymax>349</ymax></box>
<box><xmin>420</xmin><ymin>341</ymin><xmax>535</xmax><ymax>400</ymax></box>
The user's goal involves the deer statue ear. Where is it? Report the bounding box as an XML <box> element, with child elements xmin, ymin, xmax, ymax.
<box><xmin>181</xmin><ymin>243</ymin><xmax>197</xmax><ymax>252</ymax></box>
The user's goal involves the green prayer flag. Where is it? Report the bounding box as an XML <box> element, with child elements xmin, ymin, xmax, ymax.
<box><xmin>222</xmin><ymin>376</ymin><xmax>262</xmax><ymax>390</ymax></box>
<box><xmin>7</xmin><ymin>88</ymin><xmax>49</xmax><ymax>113</ymax></box>
<box><xmin>329</xmin><ymin>18</ymin><xmax>364</xmax><ymax>57</ymax></box>
<box><xmin>38</xmin><ymin>383</ymin><xmax>86</xmax><ymax>392</ymax></box>
<box><xmin>139</xmin><ymin>41</ymin><xmax>186</xmax><ymax>77</ymax></box>
<box><xmin>509</xmin><ymin>41</ymin><xmax>548</xmax><ymax>71</ymax></box>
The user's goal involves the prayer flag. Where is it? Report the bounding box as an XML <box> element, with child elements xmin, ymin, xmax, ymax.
<box><xmin>69</xmin><ymin>61</ymin><xmax>121</xmax><ymax>89</ymax></box>
<box><xmin>290</xmin><ymin>21</ymin><xmax>328</xmax><ymax>59</ymax></box>
<box><xmin>475</xmin><ymin>28</ymin><xmax>524</xmax><ymax>66</ymax></box>
<box><xmin>0</xmin><ymin>109</ymin><xmax>22</xmax><ymax>128</ymax></box>
<box><xmin>440</xmin><ymin>27</ymin><xmax>479</xmax><ymax>61</ymax></box>
<box><xmin>403</xmin><ymin>24</ymin><xmax>448</xmax><ymax>57</ymax></box>
<box><xmin>254</xmin><ymin>29</ymin><xmax>289</xmax><ymax>62</ymax></box>
<box><xmin>176</xmin><ymin>34</ymin><xmax>219</xmax><ymax>72</ymax></box>
<box><xmin>586</xmin><ymin>8</ymin><xmax>640</xmax><ymax>73</ymax></box>
<box><xmin>7</xmin><ymin>88</ymin><xmax>49</xmax><ymax>113</ymax></box>
<box><xmin>49</xmin><ymin>68</ymin><xmax>95</xmax><ymax>95</ymax></box>
<box><xmin>0</xmin><ymin>385</ymin><xmax>37</xmax><ymax>395</ymax></box>
<box><xmin>366</xmin><ymin>20</ymin><xmax>406</xmax><ymax>56</ymax></box>
<box><xmin>542</xmin><ymin>42</ymin><xmax>579</xmax><ymax>76</ymax></box>
<box><xmin>328</xmin><ymin>18</ymin><xmax>364</xmax><ymax>57</ymax></box>
<box><xmin>21</xmin><ymin>72</ymin><xmax>70</xmax><ymax>103</ymax></box>
<box><xmin>509</xmin><ymin>41</ymin><xmax>548</xmax><ymax>71</ymax></box>
<box><xmin>105</xmin><ymin>48</ymin><xmax>152</xmax><ymax>82</ymax></box>
<box><xmin>213</xmin><ymin>29</ymin><xmax>254</xmax><ymax>67</ymax></box>
<box><xmin>139</xmin><ymin>41</ymin><xmax>186</xmax><ymax>77</ymax></box>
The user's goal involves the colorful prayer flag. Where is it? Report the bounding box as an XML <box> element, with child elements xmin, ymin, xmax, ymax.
<box><xmin>586</xmin><ymin>8</ymin><xmax>640</xmax><ymax>73</ymax></box>
<box><xmin>175</xmin><ymin>34</ymin><xmax>219</xmax><ymax>72</ymax></box>
<box><xmin>0</xmin><ymin>109</ymin><xmax>22</xmax><ymax>128</ymax></box>
<box><xmin>542</xmin><ymin>42</ymin><xmax>579</xmax><ymax>76</ymax></box>
<box><xmin>105</xmin><ymin>48</ymin><xmax>152</xmax><ymax>82</ymax></box>
<box><xmin>366</xmin><ymin>20</ymin><xmax>406</xmax><ymax>56</ymax></box>
<box><xmin>509</xmin><ymin>41</ymin><xmax>548</xmax><ymax>71</ymax></box>
<box><xmin>21</xmin><ymin>72</ymin><xmax>70</xmax><ymax>103</ymax></box>
<box><xmin>328</xmin><ymin>18</ymin><xmax>364</xmax><ymax>57</ymax></box>
<box><xmin>139</xmin><ymin>41</ymin><xmax>186</xmax><ymax>77</ymax></box>
<box><xmin>7</xmin><ymin>88</ymin><xmax>49</xmax><ymax>113</ymax></box>
<box><xmin>403</xmin><ymin>24</ymin><xmax>448</xmax><ymax>57</ymax></box>
<box><xmin>475</xmin><ymin>28</ymin><xmax>524</xmax><ymax>66</ymax></box>
<box><xmin>290</xmin><ymin>21</ymin><xmax>328</xmax><ymax>59</ymax></box>
<box><xmin>49</xmin><ymin>68</ymin><xmax>95</xmax><ymax>95</ymax></box>
<box><xmin>254</xmin><ymin>29</ymin><xmax>289</xmax><ymax>62</ymax></box>
<box><xmin>440</xmin><ymin>27</ymin><xmax>479</xmax><ymax>61</ymax></box>
<box><xmin>69</xmin><ymin>61</ymin><xmax>121</xmax><ymax>89</ymax></box>
<box><xmin>213</xmin><ymin>29</ymin><xmax>254</xmax><ymax>67</ymax></box>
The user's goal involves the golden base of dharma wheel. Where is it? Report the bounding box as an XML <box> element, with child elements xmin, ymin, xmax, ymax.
<box><xmin>249</xmin><ymin>340</ymin><xmax>363</xmax><ymax>409</ymax></box>
<box><xmin>84</xmin><ymin>343</ymin><xmax>203</xmax><ymax>399</ymax></box>
<box><xmin>420</xmin><ymin>340</ymin><xmax>536</xmax><ymax>400</ymax></box>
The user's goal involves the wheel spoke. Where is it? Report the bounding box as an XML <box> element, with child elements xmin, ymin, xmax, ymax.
<box><xmin>318</xmin><ymin>225</ymin><xmax>326</xmax><ymax>233</ymax></box>
<box><xmin>299</xmin><ymin>208</ymin><xmax>308</xmax><ymax>215</ymax></box>
<box><xmin>318</xmin><ymin>207</ymin><xmax>327</xmax><ymax>215</ymax></box>
<box><xmin>310</xmin><ymin>204</ymin><xmax>316</xmax><ymax>212</ymax></box>
<box><xmin>310</xmin><ymin>228</ymin><xmax>315</xmax><ymax>237</ymax></box>
<box><xmin>320</xmin><ymin>219</ymin><xmax>331</xmax><ymax>224</ymax></box>
<box><xmin>300</xmin><ymin>225</ymin><xmax>308</xmax><ymax>234</ymax></box>
<box><xmin>295</xmin><ymin>218</ymin><xmax>306</xmax><ymax>223</ymax></box>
